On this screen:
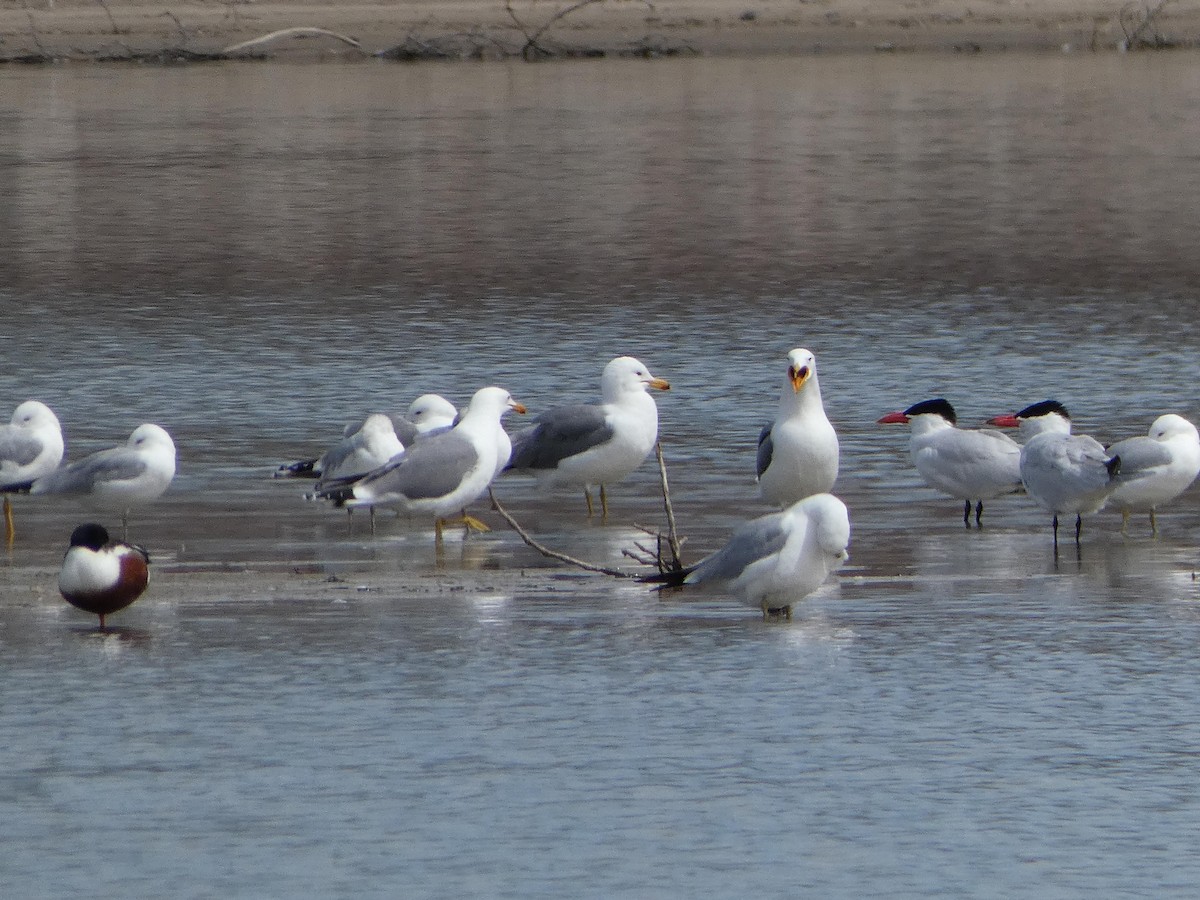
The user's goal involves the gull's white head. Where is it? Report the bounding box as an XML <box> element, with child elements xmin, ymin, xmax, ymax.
<box><xmin>1149</xmin><ymin>413</ymin><xmax>1199</xmax><ymax>444</ymax></box>
<box><xmin>11</xmin><ymin>400</ymin><xmax>61</xmax><ymax>431</ymax></box>
<box><xmin>128</xmin><ymin>423</ymin><xmax>176</xmax><ymax>455</ymax></box>
<box><xmin>795</xmin><ymin>493</ymin><xmax>851</xmax><ymax>566</ymax></box>
<box><xmin>464</xmin><ymin>387</ymin><xmax>526</xmax><ymax>422</ymax></box>
<box><xmin>785</xmin><ymin>348</ymin><xmax>818</xmax><ymax>394</ymax></box>
<box><xmin>601</xmin><ymin>356</ymin><xmax>670</xmax><ymax>401</ymax></box>
<box><xmin>407</xmin><ymin>394</ymin><xmax>459</xmax><ymax>432</ymax></box>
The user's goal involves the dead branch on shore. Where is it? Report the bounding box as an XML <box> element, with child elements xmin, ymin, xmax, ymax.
<box><xmin>489</xmin><ymin>441</ymin><xmax>686</xmax><ymax>580</ymax></box>
<box><xmin>504</xmin><ymin>0</ymin><xmax>654</xmax><ymax>60</ymax></box>
<box><xmin>1119</xmin><ymin>0</ymin><xmax>1179</xmax><ymax>49</ymax></box>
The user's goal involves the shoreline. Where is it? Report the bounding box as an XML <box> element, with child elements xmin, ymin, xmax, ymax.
<box><xmin>1</xmin><ymin>0</ymin><xmax>1197</xmax><ymax>62</ymax></box>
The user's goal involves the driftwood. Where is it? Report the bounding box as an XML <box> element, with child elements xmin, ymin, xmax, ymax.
<box><xmin>221</xmin><ymin>27</ymin><xmax>368</xmax><ymax>56</ymax></box>
<box><xmin>490</xmin><ymin>441</ymin><xmax>686</xmax><ymax>580</ymax></box>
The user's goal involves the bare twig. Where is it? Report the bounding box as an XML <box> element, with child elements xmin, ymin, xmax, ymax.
<box><xmin>505</xmin><ymin>0</ymin><xmax>654</xmax><ymax>59</ymax></box>
<box><xmin>162</xmin><ymin>10</ymin><xmax>189</xmax><ymax>48</ymax></box>
<box><xmin>95</xmin><ymin>0</ymin><xmax>124</xmax><ymax>35</ymax></box>
<box><xmin>1119</xmin><ymin>0</ymin><xmax>1176</xmax><ymax>49</ymax></box>
<box><xmin>489</xmin><ymin>489</ymin><xmax>637</xmax><ymax>578</ymax></box>
<box><xmin>653</xmin><ymin>442</ymin><xmax>685</xmax><ymax>572</ymax></box>
<box><xmin>221</xmin><ymin>27</ymin><xmax>368</xmax><ymax>56</ymax></box>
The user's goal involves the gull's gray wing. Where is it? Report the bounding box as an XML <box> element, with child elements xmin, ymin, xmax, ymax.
<box><xmin>32</xmin><ymin>448</ymin><xmax>147</xmax><ymax>495</ymax></box>
<box><xmin>0</xmin><ymin>429</ymin><xmax>44</xmax><ymax>468</ymax></box>
<box><xmin>755</xmin><ymin>423</ymin><xmax>774</xmax><ymax>479</ymax></box>
<box><xmin>507</xmin><ymin>404</ymin><xmax>614</xmax><ymax>471</ymax></box>
<box><xmin>355</xmin><ymin>431</ymin><xmax>479</xmax><ymax>501</ymax></box>
<box><xmin>689</xmin><ymin>511</ymin><xmax>789</xmax><ymax>584</ymax></box>
<box><xmin>1107</xmin><ymin>434</ymin><xmax>1173</xmax><ymax>479</ymax></box>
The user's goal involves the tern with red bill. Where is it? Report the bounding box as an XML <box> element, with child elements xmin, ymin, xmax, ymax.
<box><xmin>877</xmin><ymin>398</ymin><xmax>1022</xmax><ymax>527</ymax></box>
<box><xmin>988</xmin><ymin>400</ymin><xmax>1120</xmax><ymax>551</ymax></box>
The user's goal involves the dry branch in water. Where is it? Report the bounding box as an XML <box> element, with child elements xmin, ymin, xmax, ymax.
<box><xmin>489</xmin><ymin>441</ymin><xmax>686</xmax><ymax>580</ymax></box>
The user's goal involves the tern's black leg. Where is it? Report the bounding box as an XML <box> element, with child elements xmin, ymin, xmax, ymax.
<box><xmin>963</xmin><ymin>499</ymin><xmax>972</xmax><ymax>528</ymax></box>
<box><xmin>975</xmin><ymin>501</ymin><xmax>984</xmax><ymax>527</ymax></box>
<box><xmin>1075</xmin><ymin>514</ymin><xmax>1083</xmax><ymax>545</ymax></box>
<box><xmin>1052</xmin><ymin>515</ymin><xmax>1060</xmax><ymax>552</ymax></box>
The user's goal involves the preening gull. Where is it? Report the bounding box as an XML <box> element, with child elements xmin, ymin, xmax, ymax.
<box><xmin>645</xmin><ymin>493</ymin><xmax>850</xmax><ymax>619</ymax></box>
<box><xmin>277</xmin><ymin>413</ymin><xmax>404</xmax><ymax>481</ymax></box>
<box><xmin>14</xmin><ymin>423</ymin><xmax>177</xmax><ymax>538</ymax></box>
<box><xmin>316</xmin><ymin>387</ymin><xmax>524</xmax><ymax>542</ymax></box>
<box><xmin>504</xmin><ymin>356</ymin><xmax>670</xmax><ymax>517</ymax></box>
<box><xmin>988</xmin><ymin>400</ymin><xmax>1120</xmax><ymax>551</ymax></box>
<box><xmin>756</xmin><ymin>348</ymin><xmax>839</xmax><ymax>507</ymax></box>
<box><xmin>0</xmin><ymin>400</ymin><xmax>65</xmax><ymax>543</ymax></box>
<box><xmin>1105</xmin><ymin>413</ymin><xmax>1200</xmax><ymax>534</ymax></box>
<box><xmin>57</xmin><ymin>522</ymin><xmax>151</xmax><ymax>630</ymax></box>
<box><xmin>877</xmin><ymin>398</ymin><xmax>1022</xmax><ymax>527</ymax></box>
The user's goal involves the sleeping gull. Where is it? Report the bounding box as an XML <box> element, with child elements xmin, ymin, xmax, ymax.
<box><xmin>316</xmin><ymin>387</ymin><xmax>524</xmax><ymax>542</ymax></box>
<box><xmin>644</xmin><ymin>493</ymin><xmax>850</xmax><ymax>620</ymax></box>
<box><xmin>1105</xmin><ymin>413</ymin><xmax>1200</xmax><ymax>534</ymax></box>
<box><xmin>0</xmin><ymin>400</ymin><xmax>65</xmax><ymax>544</ymax></box>
<box><xmin>988</xmin><ymin>400</ymin><xmax>1120</xmax><ymax>551</ymax></box>
<box><xmin>394</xmin><ymin>394</ymin><xmax>458</xmax><ymax>445</ymax></box>
<box><xmin>756</xmin><ymin>348</ymin><xmax>839</xmax><ymax>507</ymax></box>
<box><xmin>12</xmin><ymin>423</ymin><xmax>177</xmax><ymax>538</ymax></box>
<box><xmin>504</xmin><ymin>356</ymin><xmax>670</xmax><ymax>517</ymax></box>
<box><xmin>277</xmin><ymin>413</ymin><xmax>404</xmax><ymax>481</ymax></box>
<box><xmin>877</xmin><ymin>398</ymin><xmax>1022</xmax><ymax>527</ymax></box>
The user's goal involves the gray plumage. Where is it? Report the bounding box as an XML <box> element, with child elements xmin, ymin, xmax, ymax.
<box><xmin>507</xmin><ymin>405</ymin><xmax>615</xmax><ymax>471</ymax></box>
<box><xmin>0</xmin><ymin>430</ymin><xmax>45</xmax><ymax>472</ymax></box>
<box><xmin>755</xmin><ymin>424</ymin><xmax>774</xmax><ymax>479</ymax></box>
<box><xmin>688</xmin><ymin>512</ymin><xmax>790</xmax><ymax>583</ymax></box>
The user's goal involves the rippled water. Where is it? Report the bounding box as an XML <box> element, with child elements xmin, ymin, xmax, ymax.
<box><xmin>3</xmin><ymin>54</ymin><xmax>1200</xmax><ymax>897</ymax></box>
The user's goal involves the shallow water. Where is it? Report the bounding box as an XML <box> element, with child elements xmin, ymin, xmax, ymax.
<box><xmin>3</xmin><ymin>53</ymin><xmax>1200</xmax><ymax>897</ymax></box>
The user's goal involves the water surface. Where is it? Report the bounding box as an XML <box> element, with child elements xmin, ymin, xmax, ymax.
<box><xmin>2</xmin><ymin>54</ymin><xmax>1200</xmax><ymax>898</ymax></box>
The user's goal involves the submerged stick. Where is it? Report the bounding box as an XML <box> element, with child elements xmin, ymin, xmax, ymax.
<box><xmin>489</xmin><ymin>489</ymin><xmax>636</xmax><ymax>578</ymax></box>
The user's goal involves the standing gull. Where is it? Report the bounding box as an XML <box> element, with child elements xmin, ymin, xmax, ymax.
<box><xmin>988</xmin><ymin>400</ymin><xmax>1120</xmax><ymax>551</ymax></box>
<box><xmin>58</xmin><ymin>522</ymin><xmax>150</xmax><ymax>630</ymax></box>
<box><xmin>877</xmin><ymin>398</ymin><xmax>1023</xmax><ymax>527</ymax></box>
<box><xmin>1105</xmin><ymin>413</ymin><xmax>1200</xmax><ymax>534</ymax></box>
<box><xmin>14</xmin><ymin>423</ymin><xmax>177</xmax><ymax>538</ymax></box>
<box><xmin>316</xmin><ymin>387</ymin><xmax>524</xmax><ymax>542</ymax></box>
<box><xmin>644</xmin><ymin>493</ymin><xmax>850</xmax><ymax>620</ymax></box>
<box><xmin>504</xmin><ymin>356</ymin><xmax>670</xmax><ymax>517</ymax></box>
<box><xmin>756</xmin><ymin>348</ymin><xmax>839</xmax><ymax>507</ymax></box>
<box><xmin>0</xmin><ymin>400</ymin><xmax>65</xmax><ymax>544</ymax></box>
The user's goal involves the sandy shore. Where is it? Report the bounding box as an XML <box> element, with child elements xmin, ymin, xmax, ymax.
<box><xmin>1</xmin><ymin>0</ymin><xmax>1197</xmax><ymax>60</ymax></box>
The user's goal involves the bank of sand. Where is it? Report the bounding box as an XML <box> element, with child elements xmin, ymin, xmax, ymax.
<box><xmin>1</xmin><ymin>0</ymin><xmax>1197</xmax><ymax>60</ymax></box>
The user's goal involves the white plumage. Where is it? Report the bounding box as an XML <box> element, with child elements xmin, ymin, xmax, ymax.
<box><xmin>756</xmin><ymin>348</ymin><xmax>839</xmax><ymax>506</ymax></box>
<box><xmin>1106</xmin><ymin>413</ymin><xmax>1200</xmax><ymax>534</ymax></box>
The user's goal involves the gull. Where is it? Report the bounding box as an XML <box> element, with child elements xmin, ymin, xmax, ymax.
<box><xmin>393</xmin><ymin>394</ymin><xmax>458</xmax><ymax>445</ymax></box>
<box><xmin>316</xmin><ymin>387</ymin><xmax>525</xmax><ymax>543</ymax></box>
<box><xmin>1105</xmin><ymin>413</ymin><xmax>1200</xmax><ymax>534</ymax></box>
<box><xmin>877</xmin><ymin>397</ymin><xmax>1022</xmax><ymax>527</ymax></box>
<box><xmin>644</xmin><ymin>493</ymin><xmax>850</xmax><ymax>620</ymax></box>
<box><xmin>504</xmin><ymin>356</ymin><xmax>670</xmax><ymax>517</ymax></box>
<box><xmin>277</xmin><ymin>413</ymin><xmax>404</xmax><ymax>481</ymax></box>
<box><xmin>58</xmin><ymin>522</ymin><xmax>150</xmax><ymax>630</ymax></box>
<box><xmin>756</xmin><ymin>348</ymin><xmax>839</xmax><ymax>507</ymax></box>
<box><xmin>988</xmin><ymin>400</ymin><xmax>1120</xmax><ymax>551</ymax></box>
<box><xmin>17</xmin><ymin>423</ymin><xmax>177</xmax><ymax>538</ymax></box>
<box><xmin>0</xmin><ymin>400</ymin><xmax>65</xmax><ymax>544</ymax></box>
